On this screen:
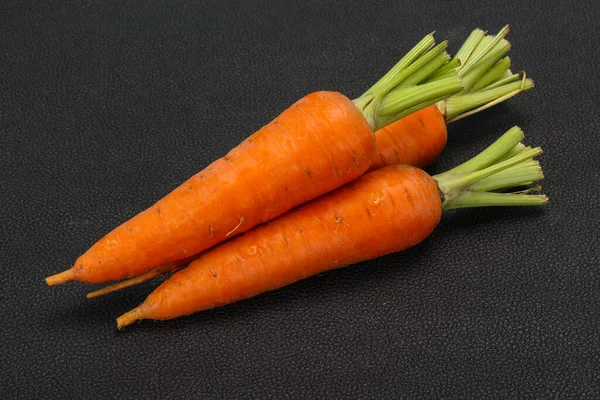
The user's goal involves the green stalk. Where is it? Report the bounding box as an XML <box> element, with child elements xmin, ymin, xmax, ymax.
<box><xmin>368</xmin><ymin>74</ymin><xmax>463</xmax><ymax>130</ymax></box>
<box><xmin>471</xmin><ymin>57</ymin><xmax>511</xmax><ymax>91</ymax></box>
<box><xmin>353</xmin><ymin>34</ymin><xmax>462</xmax><ymax>131</ymax></box>
<box><xmin>437</xmin><ymin>126</ymin><xmax>523</xmax><ymax>176</ymax></box>
<box><xmin>388</xmin><ymin>41</ymin><xmax>451</xmax><ymax>87</ymax></box>
<box><xmin>356</xmin><ymin>25</ymin><xmax>532</xmax><ymax>134</ymax></box>
<box><xmin>461</xmin><ymin>40</ymin><xmax>511</xmax><ymax>90</ymax></box>
<box><xmin>376</xmin><ymin>86</ymin><xmax>461</xmax><ymax>129</ymax></box>
<box><xmin>484</xmin><ymin>73</ymin><xmax>521</xmax><ymax>90</ymax></box>
<box><xmin>439</xmin><ymin>146</ymin><xmax>542</xmax><ymax>193</ymax></box>
<box><xmin>445</xmin><ymin>78</ymin><xmax>534</xmax><ymax>122</ymax></box>
<box><xmin>379</xmin><ymin>75</ymin><xmax>463</xmax><ymax>117</ymax></box>
<box><xmin>454</xmin><ymin>28</ymin><xmax>485</xmax><ymax>64</ymax></box>
<box><xmin>434</xmin><ymin>127</ymin><xmax>547</xmax><ymax>210</ymax></box>
<box><xmin>395</xmin><ymin>25</ymin><xmax>533</xmax><ymax>125</ymax></box>
<box><xmin>468</xmin><ymin>161</ymin><xmax>543</xmax><ymax>191</ymax></box>
<box><xmin>402</xmin><ymin>52</ymin><xmax>452</xmax><ymax>85</ymax></box>
<box><xmin>460</xmin><ymin>25</ymin><xmax>509</xmax><ymax>75</ymax></box>
<box><xmin>426</xmin><ymin>59</ymin><xmax>461</xmax><ymax>81</ymax></box>
<box><xmin>495</xmin><ymin>143</ymin><xmax>527</xmax><ymax>162</ymax></box>
<box><xmin>469</xmin><ymin>36</ymin><xmax>494</xmax><ymax>59</ymax></box>
<box><xmin>444</xmin><ymin>191</ymin><xmax>547</xmax><ymax>209</ymax></box>
<box><xmin>360</xmin><ymin>34</ymin><xmax>435</xmax><ymax>101</ymax></box>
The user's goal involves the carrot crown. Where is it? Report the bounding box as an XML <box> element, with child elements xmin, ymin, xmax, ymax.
<box><xmin>352</xmin><ymin>34</ymin><xmax>464</xmax><ymax>131</ymax></box>
<box><xmin>434</xmin><ymin>126</ymin><xmax>547</xmax><ymax>209</ymax></box>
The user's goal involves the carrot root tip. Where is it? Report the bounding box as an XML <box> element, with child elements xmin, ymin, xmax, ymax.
<box><xmin>45</xmin><ymin>269</ymin><xmax>75</xmax><ymax>286</ymax></box>
<box><xmin>116</xmin><ymin>306</ymin><xmax>145</xmax><ymax>329</ymax></box>
<box><xmin>86</xmin><ymin>290</ymin><xmax>102</xmax><ymax>299</ymax></box>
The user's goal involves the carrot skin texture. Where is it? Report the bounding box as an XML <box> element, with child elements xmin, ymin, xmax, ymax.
<box><xmin>126</xmin><ymin>165</ymin><xmax>441</xmax><ymax>322</ymax></box>
<box><xmin>62</xmin><ymin>92</ymin><xmax>375</xmax><ymax>284</ymax></box>
<box><xmin>370</xmin><ymin>104</ymin><xmax>447</xmax><ymax>170</ymax></box>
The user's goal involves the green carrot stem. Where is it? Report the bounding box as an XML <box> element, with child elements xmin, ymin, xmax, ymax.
<box><xmin>461</xmin><ymin>40</ymin><xmax>511</xmax><ymax>90</ymax></box>
<box><xmin>445</xmin><ymin>77</ymin><xmax>534</xmax><ymax>122</ymax></box>
<box><xmin>437</xmin><ymin>126</ymin><xmax>524</xmax><ymax>176</ymax></box>
<box><xmin>460</xmin><ymin>25</ymin><xmax>510</xmax><ymax>75</ymax></box>
<box><xmin>353</xmin><ymin>34</ymin><xmax>461</xmax><ymax>130</ymax></box>
<box><xmin>402</xmin><ymin>52</ymin><xmax>452</xmax><ymax>85</ymax></box>
<box><xmin>471</xmin><ymin>57</ymin><xmax>511</xmax><ymax>91</ymax></box>
<box><xmin>361</xmin><ymin>34</ymin><xmax>435</xmax><ymax>100</ymax></box>
<box><xmin>443</xmin><ymin>191</ymin><xmax>548</xmax><ymax>209</ymax></box>
<box><xmin>468</xmin><ymin>161</ymin><xmax>543</xmax><ymax>192</ymax></box>
<box><xmin>375</xmin><ymin>90</ymin><xmax>456</xmax><ymax>129</ymax></box>
<box><xmin>378</xmin><ymin>75</ymin><xmax>463</xmax><ymax>117</ymax></box>
<box><xmin>439</xmin><ymin>146</ymin><xmax>542</xmax><ymax>192</ymax></box>
<box><xmin>387</xmin><ymin>41</ymin><xmax>450</xmax><ymax>88</ymax></box>
<box><xmin>426</xmin><ymin>59</ymin><xmax>461</xmax><ymax>81</ymax></box>
<box><xmin>377</xmin><ymin>25</ymin><xmax>533</xmax><ymax>126</ymax></box>
<box><xmin>434</xmin><ymin>127</ymin><xmax>546</xmax><ymax>210</ymax></box>
<box><xmin>453</xmin><ymin>28</ymin><xmax>486</xmax><ymax>64</ymax></box>
<box><xmin>495</xmin><ymin>143</ymin><xmax>528</xmax><ymax>162</ymax></box>
<box><xmin>484</xmin><ymin>73</ymin><xmax>521</xmax><ymax>90</ymax></box>
<box><xmin>439</xmin><ymin>25</ymin><xmax>531</xmax><ymax>123</ymax></box>
<box><xmin>469</xmin><ymin>36</ymin><xmax>494</xmax><ymax>59</ymax></box>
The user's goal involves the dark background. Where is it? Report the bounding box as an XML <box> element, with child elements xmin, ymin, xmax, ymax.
<box><xmin>2</xmin><ymin>0</ymin><xmax>599</xmax><ymax>398</ymax></box>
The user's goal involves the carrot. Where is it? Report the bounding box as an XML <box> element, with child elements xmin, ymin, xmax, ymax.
<box><xmin>117</xmin><ymin>127</ymin><xmax>547</xmax><ymax>327</ymax></box>
<box><xmin>369</xmin><ymin>25</ymin><xmax>534</xmax><ymax>170</ymax></box>
<box><xmin>46</xmin><ymin>33</ymin><xmax>463</xmax><ymax>286</ymax></box>
<box><xmin>87</xmin><ymin>25</ymin><xmax>534</xmax><ymax>296</ymax></box>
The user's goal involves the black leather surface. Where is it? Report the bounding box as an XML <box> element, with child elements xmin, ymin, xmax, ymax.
<box><xmin>2</xmin><ymin>1</ymin><xmax>599</xmax><ymax>398</ymax></box>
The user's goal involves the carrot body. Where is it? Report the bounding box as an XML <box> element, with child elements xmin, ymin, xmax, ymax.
<box><xmin>49</xmin><ymin>95</ymin><xmax>448</xmax><ymax>287</ymax></box>
<box><xmin>371</xmin><ymin>104</ymin><xmax>447</xmax><ymax>170</ymax></box>
<box><xmin>48</xmin><ymin>91</ymin><xmax>375</xmax><ymax>285</ymax></box>
<box><xmin>89</xmin><ymin>104</ymin><xmax>446</xmax><ymax>295</ymax></box>
<box><xmin>117</xmin><ymin>165</ymin><xmax>441</xmax><ymax>325</ymax></box>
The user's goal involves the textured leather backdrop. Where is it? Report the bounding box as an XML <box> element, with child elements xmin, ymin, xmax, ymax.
<box><xmin>2</xmin><ymin>1</ymin><xmax>599</xmax><ymax>398</ymax></box>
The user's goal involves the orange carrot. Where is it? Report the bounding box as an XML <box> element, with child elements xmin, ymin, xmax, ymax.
<box><xmin>83</xmin><ymin>26</ymin><xmax>533</xmax><ymax>295</ymax></box>
<box><xmin>118</xmin><ymin>166</ymin><xmax>443</xmax><ymax>325</ymax></box>
<box><xmin>48</xmin><ymin>91</ymin><xmax>372</xmax><ymax>284</ymax></box>
<box><xmin>47</xmin><ymin>34</ymin><xmax>463</xmax><ymax>286</ymax></box>
<box><xmin>78</xmin><ymin>26</ymin><xmax>531</xmax><ymax>295</ymax></box>
<box><xmin>117</xmin><ymin>127</ymin><xmax>547</xmax><ymax>327</ymax></box>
